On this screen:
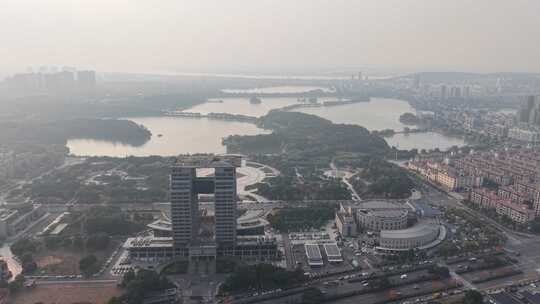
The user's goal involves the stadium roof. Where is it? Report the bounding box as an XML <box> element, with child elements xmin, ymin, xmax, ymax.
<box><xmin>380</xmin><ymin>221</ymin><xmax>440</xmax><ymax>239</ymax></box>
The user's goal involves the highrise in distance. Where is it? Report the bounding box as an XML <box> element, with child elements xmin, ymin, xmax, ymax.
<box><xmin>517</xmin><ymin>95</ymin><xmax>540</xmax><ymax>125</ymax></box>
<box><xmin>413</xmin><ymin>74</ymin><xmax>421</xmax><ymax>90</ymax></box>
<box><xmin>77</xmin><ymin>70</ymin><xmax>97</xmax><ymax>90</ymax></box>
<box><xmin>463</xmin><ymin>85</ymin><xmax>471</xmax><ymax>99</ymax></box>
<box><xmin>440</xmin><ymin>85</ymin><xmax>448</xmax><ymax>100</ymax></box>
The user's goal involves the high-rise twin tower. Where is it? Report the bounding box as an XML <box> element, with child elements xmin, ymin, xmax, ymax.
<box><xmin>170</xmin><ymin>155</ymin><xmax>241</xmax><ymax>257</ymax></box>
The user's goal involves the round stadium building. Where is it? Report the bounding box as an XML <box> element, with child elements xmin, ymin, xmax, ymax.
<box><xmin>376</xmin><ymin>220</ymin><xmax>446</xmax><ymax>253</ymax></box>
<box><xmin>354</xmin><ymin>200</ymin><xmax>409</xmax><ymax>231</ymax></box>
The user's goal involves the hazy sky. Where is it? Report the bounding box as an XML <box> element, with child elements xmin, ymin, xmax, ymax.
<box><xmin>2</xmin><ymin>0</ymin><xmax>540</xmax><ymax>74</ymax></box>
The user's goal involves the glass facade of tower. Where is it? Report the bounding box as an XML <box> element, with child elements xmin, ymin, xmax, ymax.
<box><xmin>169</xmin><ymin>155</ymin><xmax>239</xmax><ymax>257</ymax></box>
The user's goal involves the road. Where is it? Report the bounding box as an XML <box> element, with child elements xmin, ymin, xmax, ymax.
<box><xmin>35</xmin><ymin>279</ymin><xmax>118</xmax><ymax>285</ymax></box>
<box><xmin>411</xmin><ymin>175</ymin><xmax>540</xmax><ymax>290</ymax></box>
<box><xmin>250</xmin><ymin>271</ymin><xmax>456</xmax><ymax>304</ymax></box>
<box><xmin>329</xmin><ymin>162</ymin><xmax>361</xmax><ymax>201</ymax></box>
<box><xmin>412</xmin><ymin>175</ymin><xmax>528</xmax><ymax>245</ymax></box>
<box><xmin>449</xmin><ymin>270</ymin><xmax>476</xmax><ymax>290</ymax></box>
<box><xmin>281</xmin><ymin>233</ymin><xmax>295</xmax><ymax>270</ymax></box>
<box><xmin>0</xmin><ymin>211</ymin><xmax>60</xmax><ymax>279</ymax></box>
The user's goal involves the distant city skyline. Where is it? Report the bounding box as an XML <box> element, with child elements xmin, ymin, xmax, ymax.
<box><xmin>1</xmin><ymin>0</ymin><xmax>540</xmax><ymax>74</ymax></box>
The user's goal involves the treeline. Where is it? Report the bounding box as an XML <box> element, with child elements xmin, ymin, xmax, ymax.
<box><xmin>0</xmin><ymin>93</ymin><xmax>206</xmax><ymax>120</ymax></box>
<box><xmin>10</xmin><ymin>206</ymin><xmax>146</xmax><ymax>275</ymax></box>
<box><xmin>398</xmin><ymin>112</ymin><xmax>421</xmax><ymax>125</ymax></box>
<box><xmin>0</xmin><ymin>119</ymin><xmax>151</xmax><ymax>146</ymax></box>
<box><xmin>268</xmin><ymin>203</ymin><xmax>338</xmax><ymax>232</ymax></box>
<box><xmin>224</xmin><ymin>111</ymin><xmax>389</xmax><ymax>156</ymax></box>
<box><xmin>256</xmin><ymin>176</ymin><xmax>351</xmax><ymax>201</ymax></box>
<box><xmin>23</xmin><ymin>156</ymin><xmax>171</xmax><ymax>204</ymax></box>
<box><xmin>220</xmin><ymin>264</ymin><xmax>306</xmax><ymax>294</ymax></box>
<box><xmin>84</xmin><ymin>206</ymin><xmax>147</xmax><ymax>235</ymax></box>
<box><xmin>224</xmin><ymin>133</ymin><xmax>283</xmax><ymax>154</ymax></box>
<box><xmin>108</xmin><ymin>269</ymin><xmax>175</xmax><ymax>304</ymax></box>
<box><xmin>347</xmin><ymin>156</ymin><xmax>414</xmax><ymax>199</ymax></box>
<box><xmin>223</xmin><ymin>111</ymin><xmax>390</xmax><ymax>201</ymax></box>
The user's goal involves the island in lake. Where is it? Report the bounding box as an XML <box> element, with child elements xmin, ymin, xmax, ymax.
<box><xmin>399</xmin><ymin>112</ymin><xmax>421</xmax><ymax>125</ymax></box>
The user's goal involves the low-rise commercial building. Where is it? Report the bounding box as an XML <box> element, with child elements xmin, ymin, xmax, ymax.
<box><xmin>124</xmin><ymin>235</ymin><xmax>279</xmax><ymax>262</ymax></box>
<box><xmin>305</xmin><ymin>243</ymin><xmax>323</xmax><ymax>267</ymax></box>
<box><xmin>335</xmin><ymin>211</ymin><xmax>357</xmax><ymax>237</ymax></box>
<box><xmin>323</xmin><ymin>243</ymin><xmax>343</xmax><ymax>263</ymax></box>
<box><xmin>0</xmin><ymin>204</ymin><xmax>45</xmax><ymax>238</ymax></box>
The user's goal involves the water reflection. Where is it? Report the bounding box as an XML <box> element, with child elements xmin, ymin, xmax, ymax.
<box><xmin>67</xmin><ymin>117</ymin><xmax>270</xmax><ymax>156</ymax></box>
<box><xmin>67</xmin><ymin>97</ymin><xmax>465</xmax><ymax>156</ymax></box>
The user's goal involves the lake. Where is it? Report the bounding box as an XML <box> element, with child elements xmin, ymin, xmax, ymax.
<box><xmin>221</xmin><ymin>85</ymin><xmax>333</xmax><ymax>94</ymax></box>
<box><xmin>294</xmin><ymin>98</ymin><xmax>414</xmax><ymax>131</ymax></box>
<box><xmin>186</xmin><ymin>97</ymin><xmax>299</xmax><ymax>117</ymax></box>
<box><xmin>67</xmin><ymin>97</ymin><xmax>465</xmax><ymax>156</ymax></box>
<box><xmin>67</xmin><ymin>117</ymin><xmax>270</xmax><ymax>157</ymax></box>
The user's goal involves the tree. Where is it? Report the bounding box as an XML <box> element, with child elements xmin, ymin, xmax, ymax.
<box><xmin>120</xmin><ymin>270</ymin><xmax>175</xmax><ymax>304</ymax></box>
<box><xmin>372</xmin><ymin>276</ymin><xmax>391</xmax><ymax>290</ymax></box>
<box><xmin>463</xmin><ymin>290</ymin><xmax>483</xmax><ymax>304</ymax></box>
<box><xmin>8</xmin><ymin>274</ymin><xmax>25</xmax><ymax>293</ymax></box>
<box><xmin>20</xmin><ymin>253</ymin><xmax>37</xmax><ymax>274</ymax></box>
<box><xmin>85</xmin><ymin>233</ymin><xmax>111</xmax><ymax>250</ymax></box>
<box><xmin>107</xmin><ymin>297</ymin><xmax>123</xmax><ymax>304</ymax></box>
<box><xmin>428</xmin><ymin>265</ymin><xmax>450</xmax><ymax>279</ymax></box>
<box><xmin>72</xmin><ymin>235</ymin><xmax>84</xmax><ymax>249</ymax></box>
<box><xmin>62</xmin><ymin>237</ymin><xmax>73</xmax><ymax>247</ymax></box>
<box><xmin>301</xmin><ymin>287</ymin><xmax>324</xmax><ymax>304</ymax></box>
<box><xmin>44</xmin><ymin>236</ymin><xmax>62</xmax><ymax>250</ymax></box>
<box><xmin>530</xmin><ymin>218</ymin><xmax>540</xmax><ymax>234</ymax></box>
<box><xmin>79</xmin><ymin>254</ymin><xmax>99</xmax><ymax>277</ymax></box>
<box><xmin>267</xmin><ymin>204</ymin><xmax>337</xmax><ymax>232</ymax></box>
<box><xmin>220</xmin><ymin>264</ymin><xmax>306</xmax><ymax>294</ymax></box>
<box><xmin>122</xmin><ymin>269</ymin><xmax>136</xmax><ymax>287</ymax></box>
<box><xmin>10</xmin><ymin>238</ymin><xmax>38</xmax><ymax>257</ymax></box>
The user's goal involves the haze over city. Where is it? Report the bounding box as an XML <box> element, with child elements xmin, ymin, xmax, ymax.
<box><xmin>2</xmin><ymin>0</ymin><xmax>540</xmax><ymax>74</ymax></box>
<box><xmin>2</xmin><ymin>1</ymin><xmax>540</xmax><ymax>304</ymax></box>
